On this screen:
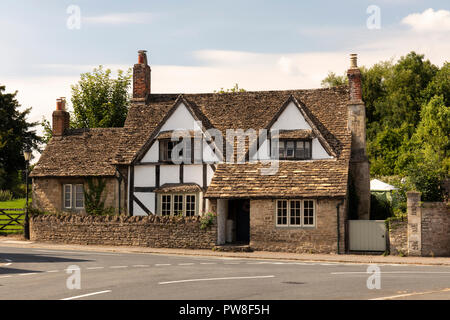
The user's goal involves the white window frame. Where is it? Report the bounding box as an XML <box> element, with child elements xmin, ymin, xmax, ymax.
<box><xmin>74</xmin><ymin>184</ymin><xmax>85</xmax><ymax>209</ymax></box>
<box><xmin>275</xmin><ymin>199</ymin><xmax>316</xmax><ymax>227</ymax></box>
<box><xmin>158</xmin><ymin>193</ymin><xmax>198</xmax><ymax>216</ymax></box>
<box><xmin>63</xmin><ymin>184</ymin><xmax>72</xmax><ymax>209</ymax></box>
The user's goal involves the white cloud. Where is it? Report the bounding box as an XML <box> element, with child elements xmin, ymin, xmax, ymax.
<box><xmin>402</xmin><ymin>8</ymin><xmax>450</xmax><ymax>32</ymax></box>
<box><xmin>83</xmin><ymin>12</ymin><xmax>154</xmax><ymax>25</ymax></box>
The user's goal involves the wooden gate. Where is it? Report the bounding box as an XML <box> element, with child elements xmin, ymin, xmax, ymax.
<box><xmin>0</xmin><ymin>208</ymin><xmax>25</xmax><ymax>233</ymax></box>
<box><xmin>349</xmin><ymin>220</ymin><xmax>386</xmax><ymax>252</ymax></box>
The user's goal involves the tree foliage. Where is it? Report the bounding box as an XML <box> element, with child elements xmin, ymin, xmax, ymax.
<box><xmin>322</xmin><ymin>51</ymin><xmax>449</xmax><ymax>201</ymax></box>
<box><xmin>321</xmin><ymin>71</ymin><xmax>348</xmax><ymax>88</ymax></box>
<box><xmin>71</xmin><ymin>66</ymin><xmax>132</xmax><ymax>128</ymax></box>
<box><xmin>0</xmin><ymin>85</ymin><xmax>41</xmax><ymax>194</ymax></box>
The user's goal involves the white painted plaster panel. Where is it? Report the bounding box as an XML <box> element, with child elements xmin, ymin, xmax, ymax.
<box><xmin>312</xmin><ymin>138</ymin><xmax>332</xmax><ymax>159</ymax></box>
<box><xmin>160</xmin><ymin>103</ymin><xmax>202</xmax><ymax>132</ymax></box>
<box><xmin>271</xmin><ymin>101</ymin><xmax>311</xmax><ymax>130</ymax></box>
<box><xmin>134</xmin><ymin>165</ymin><xmax>156</xmax><ymax>187</ymax></box>
<box><xmin>160</xmin><ymin>165</ymin><xmax>180</xmax><ymax>185</ymax></box>
<box><xmin>183</xmin><ymin>165</ymin><xmax>203</xmax><ymax>185</ymax></box>
<box><xmin>202</xmin><ymin>138</ymin><xmax>220</xmax><ymax>163</ymax></box>
<box><xmin>207</xmin><ymin>165</ymin><xmax>214</xmax><ymax>185</ymax></box>
<box><xmin>133</xmin><ymin>192</ymin><xmax>155</xmax><ymax>216</ymax></box>
<box><xmin>141</xmin><ymin>140</ymin><xmax>159</xmax><ymax>162</ymax></box>
<box><xmin>252</xmin><ymin>139</ymin><xmax>270</xmax><ymax>160</ymax></box>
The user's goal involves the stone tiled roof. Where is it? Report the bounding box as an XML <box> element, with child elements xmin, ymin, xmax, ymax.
<box><xmin>31</xmin><ymin>128</ymin><xmax>123</xmax><ymax>177</ymax></box>
<box><xmin>154</xmin><ymin>183</ymin><xmax>203</xmax><ymax>193</ymax></box>
<box><xmin>115</xmin><ymin>86</ymin><xmax>351</xmax><ymax>165</ymax></box>
<box><xmin>205</xmin><ymin>135</ymin><xmax>351</xmax><ymax>198</ymax></box>
<box><xmin>33</xmin><ymin>86</ymin><xmax>352</xmax><ymax>198</ymax></box>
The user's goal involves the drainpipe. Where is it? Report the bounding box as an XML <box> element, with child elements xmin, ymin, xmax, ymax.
<box><xmin>336</xmin><ymin>200</ymin><xmax>344</xmax><ymax>254</ymax></box>
<box><xmin>115</xmin><ymin>168</ymin><xmax>123</xmax><ymax>215</ymax></box>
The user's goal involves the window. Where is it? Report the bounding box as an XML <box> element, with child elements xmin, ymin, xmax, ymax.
<box><xmin>290</xmin><ymin>200</ymin><xmax>301</xmax><ymax>225</ymax></box>
<box><xmin>276</xmin><ymin>199</ymin><xmax>315</xmax><ymax>227</ymax></box>
<box><xmin>64</xmin><ymin>184</ymin><xmax>72</xmax><ymax>209</ymax></box>
<box><xmin>159</xmin><ymin>193</ymin><xmax>197</xmax><ymax>216</ymax></box>
<box><xmin>63</xmin><ymin>184</ymin><xmax>84</xmax><ymax>210</ymax></box>
<box><xmin>303</xmin><ymin>200</ymin><xmax>315</xmax><ymax>226</ymax></box>
<box><xmin>173</xmin><ymin>195</ymin><xmax>183</xmax><ymax>215</ymax></box>
<box><xmin>276</xmin><ymin>140</ymin><xmax>312</xmax><ymax>160</ymax></box>
<box><xmin>159</xmin><ymin>140</ymin><xmax>175</xmax><ymax>162</ymax></box>
<box><xmin>75</xmin><ymin>185</ymin><xmax>84</xmax><ymax>208</ymax></box>
<box><xmin>276</xmin><ymin>200</ymin><xmax>288</xmax><ymax>225</ymax></box>
<box><xmin>185</xmin><ymin>195</ymin><xmax>196</xmax><ymax>217</ymax></box>
<box><xmin>159</xmin><ymin>139</ymin><xmax>199</xmax><ymax>163</ymax></box>
<box><xmin>161</xmin><ymin>194</ymin><xmax>171</xmax><ymax>215</ymax></box>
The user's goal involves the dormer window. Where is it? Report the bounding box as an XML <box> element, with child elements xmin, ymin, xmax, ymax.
<box><xmin>159</xmin><ymin>138</ymin><xmax>199</xmax><ymax>163</ymax></box>
<box><xmin>277</xmin><ymin>139</ymin><xmax>311</xmax><ymax>160</ymax></box>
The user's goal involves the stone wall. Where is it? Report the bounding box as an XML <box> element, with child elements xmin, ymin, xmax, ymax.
<box><xmin>30</xmin><ymin>214</ymin><xmax>216</xmax><ymax>249</ymax></box>
<box><xmin>405</xmin><ymin>191</ymin><xmax>450</xmax><ymax>257</ymax></box>
<box><xmin>421</xmin><ymin>202</ymin><xmax>450</xmax><ymax>256</ymax></box>
<box><xmin>249</xmin><ymin>198</ymin><xmax>346</xmax><ymax>254</ymax></box>
<box><xmin>32</xmin><ymin>177</ymin><xmax>126</xmax><ymax>214</ymax></box>
<box><xmin>388</xmin><ymin>218</ymin><xmax>407</xmax><ymax>256</ymax></box>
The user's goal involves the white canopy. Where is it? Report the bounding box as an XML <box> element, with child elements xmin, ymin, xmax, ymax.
<box><xmin>370</xmin><ymin>179</ymin><xmax>398</xmax><ymax>192</ymax></box>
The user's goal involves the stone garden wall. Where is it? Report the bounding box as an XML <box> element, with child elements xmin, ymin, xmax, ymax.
<box><xmin>30</xmin><ymin>214</ymin><xmax>216</xmax><ymax>249</ymax></box>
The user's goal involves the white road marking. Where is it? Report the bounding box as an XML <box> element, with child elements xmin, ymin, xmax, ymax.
<box><xmin>46</xmin><ymin>270</ymin><xmax>59</xmax><ymax>273</ymax></box>
<box><xmin>2</xmin><ymin>240</ymin><xmax>33</xmax><ymax>244</ymax></box>
<box><xmin>33</xmin><ymin>249</ymin><xmax>118</xmax><ymax>256</ymax></box>
<box><xmin>61</xmin><ymin>290</ymin><xmax>112</xmax><ymax>300</ymax></box>
<box><xmin>132</xmin><ymin>265</ymin><xmax>149</xmax><ymax>268</ymax></box>
<box><xmin>159</xmin><ymin>275</ymin><xmax>275</xmax><ymax>285</ymax></box>
<box><xmin>200</xmin><ymin>262</ymin><xmax>217</xmax><ymax>265</ymax></box>
<box><xmin>155</xmin><ymin>264</ymin><xmax>171</xmax><ymax>266</ymax></box>
<box><xmin>109</xmin><ymin>266</ymin><xmax>128</xmax><ymax>269</ymax></box>
<box><xmin>86</xmin><ymin>267</ymin><xmax>104</xmax><ymax>270</ymax></box>
<box><xmin>332</xmin><ymin>271</ymin><xmax>450</xmax><ymax>275</ymax></box>
<box><xmin>0</xmin><ymin>275</ymin><xmax>12</xmax><ymax>279</ymax></box>
<box><xmin>223</xmin><ymin>262</ymin><xmax>240</xmax><ymax>265</ymax></box>
<box><xmin>1</xmin><ymin>258</ymin><xmax>12</xmax><ymax>266</ymax></box>
<box><xmin>370</xmin><ymin>288</ymin><xmax>450</xmax><ymax>300</ymax></box>
<box><xmin>18</xmin><ymin>273</ymin><xmax>37</xmax><ymax>276</ymax></box>
<box><xmin>178</xmin><ymin>263</ymin><xmax>194</xmax><ymax>266</ymax></box>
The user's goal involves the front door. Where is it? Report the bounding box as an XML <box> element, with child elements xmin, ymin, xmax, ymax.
<box><xmin>233</xmin><ymin>199</ymin><xmax>250</xmax><ymax>243</ymax></box>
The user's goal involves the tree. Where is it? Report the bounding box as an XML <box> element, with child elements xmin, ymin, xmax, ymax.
<box><xmin>320</xmin><ymin>51</ymin><xmax>448</xmax><ymax>200</ymax></box>
<box><xmin>214</xmin><ymin>83</ymin><xmax>246</xmax><ymax>93</ymax></box>
<box><xmin>71</xmin><ymin>66</ymin><xmax>132</xmax><ymax>128</ymax></box>
<box><xmin>320</xmin><ymin>71</ymin><xmax>348</xmax><ymax>88</ymax></box>
<box><xmin>0</xmin><ymin>85</ymin><xmax>41</xmax><ymax>194</ymax></box>
<box><xmin>405</xmin><ymin>95</ymin><xmax>450</xmax><ymax>201</ymax></box>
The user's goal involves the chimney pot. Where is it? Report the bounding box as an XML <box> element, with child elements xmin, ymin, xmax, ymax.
<box><xmin>52</xmin><ymin>97</ymin><xmax>70</xmax><ymax>136</ymax></box>
<box><xmin>133</xmin><ymin>50</ymin><xmax>151</xmax><ymax>100</ymax></box>
<box><xmin>350</xmin><ymin>53</ymin><xmax>358</xmax><ymax>68</ymax></box>
<box><xmin>347</xmin><ymin>53</ymin><xmax>362</xmax><ymax>102</ymax></box>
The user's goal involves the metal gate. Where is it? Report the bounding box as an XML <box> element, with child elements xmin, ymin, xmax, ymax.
<box><xmin>349</xmin><ymin>220</ymin><xmax>386</xmax><ymax>252</ymax></box>
<box><xmin>0</xmin><ymin>208</ymin><xmax>25</xmax><ymax>233</ymax></box>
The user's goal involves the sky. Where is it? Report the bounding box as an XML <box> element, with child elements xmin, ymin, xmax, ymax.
<box><xmin>1</xmin><ymin>0</ymin><xmax>449</xmax><ymax>143</ymax></box>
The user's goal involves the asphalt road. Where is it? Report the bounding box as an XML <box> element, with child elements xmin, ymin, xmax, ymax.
<box><xmin>1</xmin><ymin>245</ymin><xmax>450</xmax><ymax>300</ymax></box>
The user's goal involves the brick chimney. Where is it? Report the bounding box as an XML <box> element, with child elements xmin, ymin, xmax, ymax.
<box><xmin>347</xmin><ymin>53</ymin><xmax>363</xmax><ymax>103</ymax></box>
<box><xmin>52</xmin><ymin>97</ymin><xmax>70</xmax><ymax>136</ymax></box>
<box><xmin>346</xmin><ymin>53</ymin><xmax>370</xmax><ymax>220</ymax></box>
<box><xmin>133</xmin><ymin>50</ymin><xmax>151</xmax><ymax>100</ymax></box>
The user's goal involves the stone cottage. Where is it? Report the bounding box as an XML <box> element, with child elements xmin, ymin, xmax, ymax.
<box><xmin>30</xmin><ymin>51</ymin><xmax>370</xmax><ymax>253</ymax></box>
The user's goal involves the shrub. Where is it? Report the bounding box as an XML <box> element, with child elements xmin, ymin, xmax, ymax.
<box><xmin>200</xmin><ymin>212</ymin><xmax>216</xmax><ymax>230</ymax></box>
<box><xmin>370</xmin><ymin>193</ymin><xmax>393</xmax><ymax>220</ymax></box>
<box><xmin>0</xmin><ymin>190</ymin><xmax>13</xmax><ymax>201</ymax></box>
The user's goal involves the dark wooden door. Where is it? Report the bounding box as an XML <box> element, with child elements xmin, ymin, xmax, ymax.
<box><xmin>235</xmin><ymin>199</ymin><xmax>250</xmax><ymax>243</ymax></box>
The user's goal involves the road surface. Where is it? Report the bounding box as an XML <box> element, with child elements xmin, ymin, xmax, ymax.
<box><xmin>1</xmin><ymin>245</ymin><xmax>449</xmax><ymax>300</ymax></box>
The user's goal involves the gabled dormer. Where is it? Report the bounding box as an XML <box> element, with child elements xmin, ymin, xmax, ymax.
<box><xmin>251</xmin><ymin>95</ymin><xmax>335</xmax><ymax>161</ymax></box>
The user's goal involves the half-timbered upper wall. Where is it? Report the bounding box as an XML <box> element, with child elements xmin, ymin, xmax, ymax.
<box><xmin>250</xmin><ymin>101</ymin><xmax>332</xmax><ymax>160</ymax></box>
<box><xmin>271</xmin><ymin>101</ymin><xmax>311</xmax><ymax>131</ymax></box>
<box><xmin>160</xmin><ymin>102</ymin><xmax>202</xmax><ymax>132</ymax></box>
